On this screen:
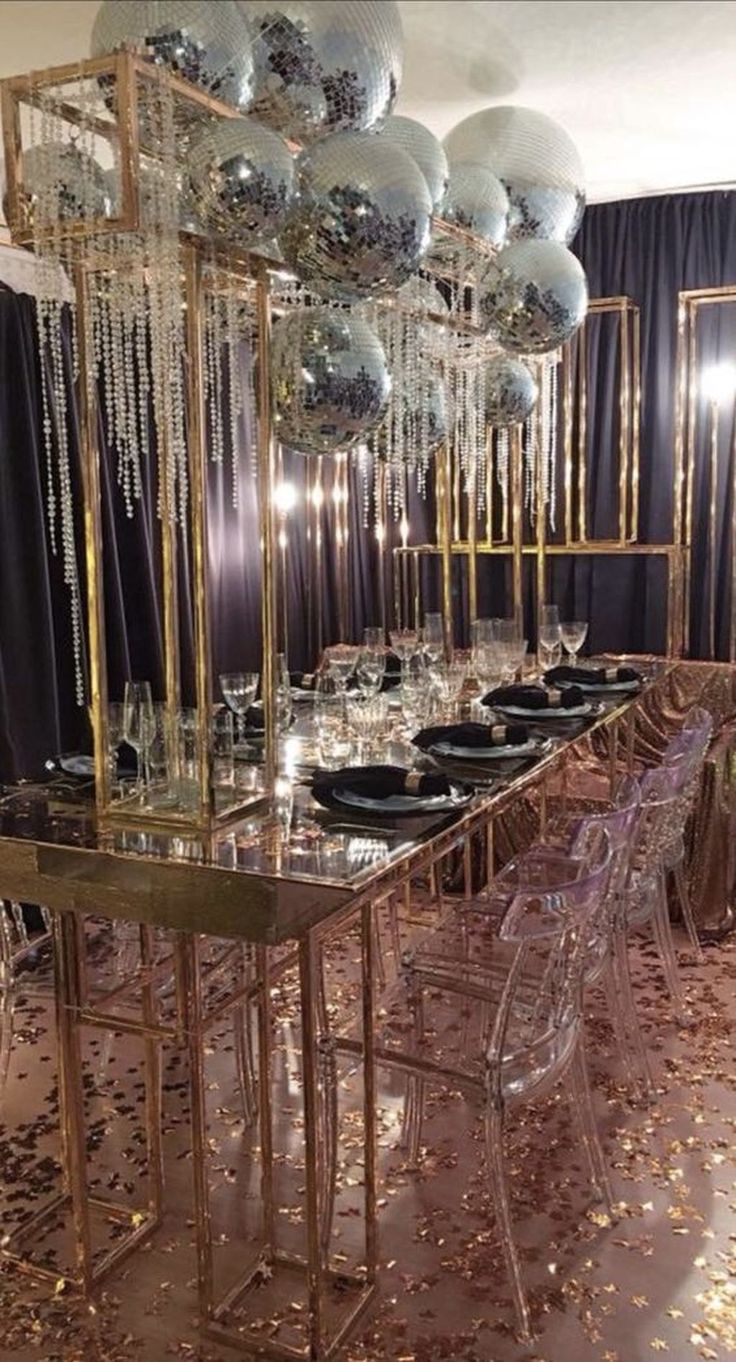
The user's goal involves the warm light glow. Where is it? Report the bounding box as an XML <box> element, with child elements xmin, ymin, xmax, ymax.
<box><xmin>400</xmin><ymin>516</ymin><xmax>410</xmax><ymax>546</ymax></box>
<box><xmin>311</xmin><ymin>484</ymin><xmax>324</xmax><ymax>509</ymax></box>
<box><xmin>273</xmin><ymin>480</ymin><xmax>297</xmax><ymax>515</ymax></box>
<box><xmin>375</xmin><ymin>522</ymin><xmax>386</xmax><ymax>544</ymax></box>
<box><xmin>278</xmin><ymin>529</ymin><xmax>288</xmax><ymax>550</ymax></box>
<box><xmin>701</xmin><ymin>363</ymin><xmax>736</xmax><ymax>405</ymax></box>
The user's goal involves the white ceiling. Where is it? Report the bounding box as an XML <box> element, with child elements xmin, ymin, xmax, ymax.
<box><xmin>0</xmin><ymin>0</ymin><xmax>734</xmax><ymax>202</ymax></box>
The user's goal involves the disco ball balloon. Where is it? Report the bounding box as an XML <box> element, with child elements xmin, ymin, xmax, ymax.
<box><xmin>241</xmin><ymin>0</ymin><xmax>404</xmax><ymax>144</ymax></box>
<box><xmin>90</xmin><ymin>0</ymin><xmax>255</xmax><ymax>111</ymax></box>
<box><xmin>279</xmin><ymin>131</ymin><xmax>432</xmax><ymax>300</ymax></box>
<box><xmin>443</xmin><ymin>105</ymin><xmax>585</xmax><ymax>244</ymax></box>
<box><xmin>484</xmin><ymin>354</ymin><xmax>538</xmax><ymax>427</ymax></box>
<box><xmin>438</xmin><ymin>162</ymin><xmax>509</xmax><ymax>246</ymax></box>
<box><xmin>378</xmin><ymin>115</ymin><xmax>448</xmax><ymax>212</ymax></box>
<box><xmin>23</xmin><ymin>143</ymin><xmax>108</xmax><ymax>222</ymax></box>
<box><xmin>188</xmin><ymin>118</ymin><xmax>295</xmax><ymax>243</ymax></box>
<box><xmin>271</xmin><ymin>307</ymin><xmax>391</xmax><ymax>455</ymax></box>
<box><xmin>478</xmin><ymin>240</ymin><xmax>588</xmax><ymax>353</ymax></box>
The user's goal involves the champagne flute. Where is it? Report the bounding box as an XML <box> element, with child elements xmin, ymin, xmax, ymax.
<box><xmin>123</xmin><ymin>681</ymin><xmax>154</xmax><ymax>798</ymax></box>
<box><xmin>422</xmin><ymin>612</ymin><xmax>445</xmax><ymax>667</ymax></box>
<box><xmin>389</xmin><ymin>628</ymin><xmax>419</xmax><ymax>691</ymax></box>
<box><xmin>561</xmin><ymin>620</ymin><xmax>589</xmax><ymax>664</ymax></box>
<box><xmin>355</xmin><ymin>645</ymin><xmax>385</xmax><ymax>697</ymax></box>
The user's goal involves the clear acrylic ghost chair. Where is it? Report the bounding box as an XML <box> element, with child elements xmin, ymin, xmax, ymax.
<box><xmin>657</xmin><ymin>707</ymin><xmax>713</xmax><ymax>956</ymax></box>
<box><xmin>388</xmin><ymin>840</ymin><xmax>615</xmax><ymax>1342</ymax></box>
<box><xmin>627</xmin><ymin>766</ymin><xmax>692</xmax><ymax>1025</ymax></box>
<box><xmin>0</xmin><ymin>900</ymin><xmax>52</xmax><ymax>1106</ymax></box>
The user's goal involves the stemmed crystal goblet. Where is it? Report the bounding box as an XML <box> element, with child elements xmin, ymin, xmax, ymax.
<box><xmin>220</xmin><ymin>672</ymin><xmax>259</xmax><ymax>746</ymax></box>
<box><xmin>123</xmin><ymin>680</ymin><xmax>154</xmax><ymax>799</ymax></box>
<box><xmin>561</xmin><ymin>620</ymin><xmax>588</xmax><ymax>664</ymax></box>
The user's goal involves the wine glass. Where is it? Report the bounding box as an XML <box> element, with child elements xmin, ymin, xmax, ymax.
<box><xmin>355</xmin><ymin>645</ymin><xmax>385</xmax><ymax>698</ymax></box>
<box><xmin>561</xmin><ymin>620</ymin><xmax>588</xmax><ymax>664</ymax></box>
<box><xmin>363</xmin><ymin>626</ymin><xmax>384</xmax><ymax>648</ymax></box>
<box><xmin>220</xmin><ymin>672</ymin><xmax>259</xmax><ymax>746</ymax></box>
<box><xmin>389</xmin><ymin>628</ymin><xmax>419</xmax><ymax>692</ymax></box>
<box><xmin>123</xmin><ymin>681</ymin><xmax>154</xmax><ymax>798</ymax></box>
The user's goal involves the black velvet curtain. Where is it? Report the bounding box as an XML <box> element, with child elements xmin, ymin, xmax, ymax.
<box><xmin>4</xmin><ymin>189</ymin><xmax>736</xmax><ymax>779</ymax></box>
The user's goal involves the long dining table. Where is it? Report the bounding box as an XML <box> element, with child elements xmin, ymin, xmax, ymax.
<box><xmin>0</xmin><ymin>656</ymin><xmax>732</xmax><ymax>1361</ymax></box>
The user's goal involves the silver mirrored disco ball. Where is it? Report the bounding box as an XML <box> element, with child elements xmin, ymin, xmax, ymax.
<box><xmin>240</xmin><ymin>0</ymin><xmax>404</xmax><ymax>144</ymax></box>
<box><xmin>439</xmin><ymin>162</ymin><xmax>509</xmax><ymax>246</ymax></box>
<box><xmin>443</xmin><ymin>105</ymin><xmax>585</xmax><ymax>244</ymax></box>
<box><xmin>23</xmin><ymin>142</ymin><xmax>108</xmax><ymax>221</ymax></box>
<box><xmin>484</xmin><ymin>354</ymin><xmax>538</xmax><ymax>427</ymax></box>
<box><xmin>478</xmin><ymin>240</ymin><xmax>588</xmax><ymax>353</ymax></box>
<box><xmin>188</xmin><ymin>118</ymin><xmax>295</xmax><ymax>244</ymax></box>
<box><xmin>271</xmin><ymin>306</ymin><xmax>391</xmax><ymax>455</ymax></box>
<box><xmin>279</xmin><ymin>131</ymin><xmax>432</xmax><ymax>301</ymax></box>
<box><xmin>90</xmin><ymin>0</ymin><xmax>255</xmax><ymax>111</ymax></box>
<box><xmin>378</xmin><ymin>115</ymin><xmax>448</xmax><ymax>213</ymax></box>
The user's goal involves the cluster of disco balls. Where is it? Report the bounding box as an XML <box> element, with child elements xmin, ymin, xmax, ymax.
<box><xmin>82</xmin><ymin>0</ymin><xmax>589</xmax><ymax>449</ymax></box>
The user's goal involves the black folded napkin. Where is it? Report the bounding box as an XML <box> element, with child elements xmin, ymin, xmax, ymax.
<box><xmin>484</xmin><ymin>683</ymin><xmax>585</xmax><ymax>710</ymax></box>
<box><xmin>290</xmin><ymin>670</ymin><xmax>317</xmax><ymax>690</ymax></box>
<box><xmin>544</xmin><ymin>664</ymin><xmax>642</xmax><ymax>687</ymax></box>
<box><xmin>312</xmin><ymin>763</ymin><xmax>452</xmax><ymax>806</ymax></box>
<box><xmin>412</xmin><ymin>721</ymin><xmax>529</xmax><ymax>752</ymax></box>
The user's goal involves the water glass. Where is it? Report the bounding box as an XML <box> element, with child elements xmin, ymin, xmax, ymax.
<box><xmin>363</xmin><ymin>626</ymin><xmax>384</xmax><ymax>648</ymax></box>
<box><xmin>123</xmin><ymin>680</ymin><xmax>154</xmax><ymax>796</ymax></box>
<box><xmin>212</xmin><ymin>708</ymin><xmax>235</xmax><ymax>787</ymax></box>
<box><xmin>538</xmin><ymin>637</ymin><xmax>562</xmax><ymax>671</ymax></box>
<box><xmin>220</xmin><ymin>671</ymin><xmax>259</xmax><ymax>745</ymax></box>
<box><xmin>273</xmin><ymin>775</ymin><xmax>293</xmax><ymax>841</ymax></box>
<box><xmin>561</xmin><ymin>620</ymin><xmax>589</xmax><ymax>663</ymax></box>
<box><xmin>389</xmin><ymin>628</ymin><xmax>418</xmax><ymax>664</ymax></box>
<box><xmin>324</xmin><ymin>644</ymin><xmax>360</xmax><ymax>692</ymax></box>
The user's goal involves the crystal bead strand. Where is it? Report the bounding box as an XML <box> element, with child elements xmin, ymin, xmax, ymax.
<box><xmin>548</xmin><ymin>354</ymin><xmax>558</xmax><ymax>532</ymax></box>
<box><xmin>225</xmin><ymin>272</ymin><xmax>243</xmax><ymax>508</ymax></box>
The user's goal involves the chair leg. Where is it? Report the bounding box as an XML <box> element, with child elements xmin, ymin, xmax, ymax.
<box><xmin>372</xmin><ymin>903</ymin><xmax>387</xmax><ymax>992</ymax></box>
<box><xmin>673</xmin><ymin>860</ymin><xmax>703</xmax><ymax>959</ymax></box>
<box><xmin>601</xmin><ymin>962</ymin><xmax>639</xmax><ymax>1093</ymax></box>
<box><xmin>234</xmin><ymin>1003</ymin><xmax>258</xmax><ymax>1126</ymax></box>
<box><xmin>652</xmin><ymin>871</ymin><xmax>691</xmax><ymax>1026</ymax></box>
<box><xmin>318</xmin><ymin>1036</ymin><xmax>338</xmax><ymax>1257</ymax></box>
<box><xmin>612</xmin><ymin>930</ymin><xmax>655</xmax><ymax>1103</ymax></box>
<box><xmin>484</xmin><ymin>1099</ymin><xmax>532</xmax><ymax>1343</ymax></box>
<box><xmin>0</xmin><ymin>981</ymin><xmax>14</xmax><ymax>1106</ymax></box>
<box><xmin>569</xmin><ymin>1041</ymin><xmax>614</xmax><ymax>1212</ymax></box>
<box><xmin>400</xmin><ymin>962</ymin><xmax>425</xmax><ymax>1165</ymax></box>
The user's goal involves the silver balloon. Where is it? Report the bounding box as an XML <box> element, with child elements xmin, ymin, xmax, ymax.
<box><xmin>271</xmin><ymin>306</ymin><xmax>391</xmax><ymax>455</ymax></box>
<box><xmin>240</xmin><ymin>0</ymin><xmax>404</xmax><ymax>144</ymax></box>
<box><xmin>279</xmin><ymin>131</ymin><xmax>432</xmax><ymax>301</ymax></box>
<box><xmin>23</xmin><ymin>143</ymin><xmax>108</xmax><ymax>221</ymax></box>
<box><xmin>90</xmin><ymin>0</ymin><xmax>255</xmax><ymax>111</ymax></box>
<box><xmin>484</xmin><ymin>354</ymin><xmax>538</xmax><ymax>427</ymax></box>
<box><xmin>378</xmin><ymin>115</ymin><xmax>448</xmax><ymax>212</ymax></box>
<box><xmin>188</xmin><ymin>118</ymin><xmax>295</xmax><ymax>243</ymax></box>
<box><xmin>443</xmin><ymin>105</ymin><xmax>585</xmax><ymax>244</ymax></box>
<box><xmin>477</xmin><ymin>240</ymin><xmax>588</xmax><ymax>353</ymax></box>
<box><xmin>438</xmin><ymin>162</ymin><xmax>509</xmax><ymax>246</ymax></box>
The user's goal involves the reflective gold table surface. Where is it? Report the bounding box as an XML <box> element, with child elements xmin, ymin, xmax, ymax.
<box><xmin>0</xmin><ymin>660</ymin><xmax>681</xmax><ymax>944</ymax></box>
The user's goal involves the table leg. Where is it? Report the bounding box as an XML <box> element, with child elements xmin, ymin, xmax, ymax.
<box><xmin>298</xmin><ymin>933</ymin><xmax>324</xmax><ymax>1357</ymax></box>
<box><xmin>53</xmin><ymin>910</ymin><xmax>94</xmax><ymax>1291</ymax></box>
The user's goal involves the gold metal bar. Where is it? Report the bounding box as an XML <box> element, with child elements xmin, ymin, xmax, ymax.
<box><xmin>183</xmin><ymin>243</ymin><xmax>213</xmax><ymax>823</ymax></box>
<box><xmin>510</xmin><ymin>426</ymin><xmax>524</xmax><ymax>631</ymax></box>
<box><xmin>74</xmin><ymin>263</ymin><xmax>110</xmax><ymax>815</ymax></box>
<box><xmin>436</xmin><ymin>443</ymin><xmax>453</xmax><ymax>652</ymax></box>
<box><xmin>179</xmin><ymin>934</ymin><xmax>215</xmax><ymax>1317</ymax></box>
<box><xmin>360</xmin><ymin>903</ymin><xmax>378</xmax><ymax>1282</ymax></box>
<box><xmin>619</xmin><ymin>302</ymin><xmax>630</xmax><ymax>544</ymax></box>
<box><xmin>276</xmin><ymin>441</ymin><xmax>289</xmax><ymax>658</ymax></box>
<box><xmin>255</xmin><ymin>267</ymin><xmax>278</xmax><ymax>785</ymax></box>
<box><xmin>115</xmin><ymin>51</ymin><xmax>140</xmax><ymax>233</ymax></box>
<box><xmin>0</xmin><ymin>79</ymin><xmax>22</xmax><ymax>240</ymax></box>
<box><xmin>577</xmin><ymin>317</ymin><xmax>588</xmax><ymax>542</ymax></box>
<box><xmin>562</xmin><ymin>341</ymin><xmax>574</xmax><ymax>544</ymax></box>
<box><xmin>630</xmin><ymin>305</ymin><xmax>641</xmax><ymax>541</ymax></box>
<box><xmin>683</xmin><ymin>306</ymin><xmax>698</xmax><ymax>653</ymax></box>
<box><xmin>139</xmin><ymin>925</ymin><xmax>164</xmax><ymax>1221</ymax></box>
<box><xmin>54</xmin><ymin>912</ymin><xmax>94</xmax><ymax>1292</ymax></box>
<box><xmin>376</xmin><ymin>456</ymin><xmax>388</xmax><ymax>639</ymax></box>
<box><xmin>730</xmin><ymin>410</ymin><xmax>736</xmax><ymax>663</ymax></box>
<box><xmin>256</xmin><ymin>944</ymin><xmax>275</xmax><ymax>1248</ymax></box>
<box><xmin>452</xmin><ymin>442</ymin><xmax>461</xmax><ymax>543</ymax></box>
<box><xmin>298</xmin><ymin>934</ymin><xmax>324</xmax><ymax>1356</ymax></box>
<box><xmin>708</xmin><ymin>398</ymin><xmax>719</xmax><ymax>659</ymax></box>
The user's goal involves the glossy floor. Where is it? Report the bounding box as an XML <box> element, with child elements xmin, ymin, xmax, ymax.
<box><xmin>0</xmin><ymin>917</ymin><xmax>732</xmax><ymax>1362</ymax></box>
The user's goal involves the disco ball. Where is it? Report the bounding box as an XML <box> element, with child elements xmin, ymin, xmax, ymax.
<box><xmin>188</xmin><ymin>118</ymin><xmax>295</xmax><ymax>243</ymax></box>
<box><xmin>241</xmin><ymin>0</ymin><xmax>404</xmax><ymax>144</ymax></box>
<box><xmin>439</xmin><ymin>162</ymin><xmax>509</xmax><ymax>246</ymax></box>
<box><xmin>90</xmin><ymin>0</ymin><xmax>255</xmax><ymax>111</ymax></box>
<box><xmin>271</xmin><ymin>307</ymin><xmax>391</xmax><ymax>455</ymax></box>
<box><xmin>477</xmin><ymin>240</ymin><xmax>588</xmax><ymax>353</ymax></box>
<box><xmin>443</xmin><ymin>105</ymin><xmax>585</xmax><ymax>244</ymax></box>
<box><xmin>23</xmin><ymin>143</ymin><xmax>108</xmax><ymax>222</ymax></box>
<box><xmin>484</xmin><ymin>354</ymin><xmax>538</xmax><ymax>427</ymax></box>
<box><xmin>279</xmin><ymin>131</ymin><xmax>432</xmax><ymax>300</ymax></box>
<box><xmin>378</xmin><ymin>115</ymin><xmax>448</xmax><ymax>212</ymax></box>
<box><xmin>375</xmin><ymin>376</ymin><xmax>449</xmax><ymax>460</ymax></box>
